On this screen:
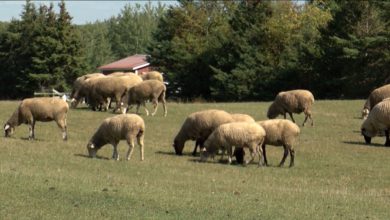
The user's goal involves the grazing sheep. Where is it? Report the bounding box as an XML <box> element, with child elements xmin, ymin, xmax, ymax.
<box><xmin>361</xmin><ymin>99</ymin><xmax>390</xmax><ymax>146</ymax></box>
<box><xmin>70</xmin><ymin>73</ymin><xmax>105</xmax><ymax>108</ymax></box>
<box><xmin>200</xmin><ymin>122</ymin><xmax>266</xmax><ymax>166</ymax></box>
<box><xmin>88</xmin><ymin>75</ymin><xmax>143</xmax><ymax>112</ymax></box>
<box><xmin>191</xmin><ymin>113</ymin><xmax>255</xmax><ymax>157</ymax></box>
<box><xmin>87</xmin><ymin>114</ymin><xmax>145</xmax><ymax>160</ymax></box>
<box><xmin>141</xmin><ymin>71</ymin><xmax>163</xmax><ymax>82</ymax></box>
<box><xmin>173</xmin><ymin>109</ymin><xmax>235</xmax><ymax>155</ymax></box>
<box><xmin>267</xmin><ymin>89</ymin><xmax>314</xmax><ymax>126</ymax></box>
<box><xmin>257</xmin><ymin>119</ymin><xmax>300</xmax><ymax>167</ymax></box>
<box><xmin>362</xmin><ymin>84</ymin><xmax>390</xmax><ymax>119</ymax></box>
<box><xmin>4</xmin><ymin>97</ymin><xmax>69</xmax><ymax>140</ymax></box>
<box><xmin>123</xmin><ymin>80</ymin><xmax>167</xmax><ymax>117</ymax></box>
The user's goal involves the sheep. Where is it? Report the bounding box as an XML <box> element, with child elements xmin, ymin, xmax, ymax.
<box><xmin>141</xmin><ymin>71</ymin><xmax>163</xmax><ymax>82</ymax></box>
<box><xmin>87</xmin><ymin>114</ymin><xmax>145</xmax><ymax>160</ymax></box>
<box><xmin>4</xmin><ymin>97</ymin><xmax>69</xmax><ymax>140</ymax></box>
<box><xmin>173</xmin><ymin>109</ymin><xmax>235</xmax><ymax>155</ymax></box>
<box><xmin>70</xmin><ymin>73</ymin><xmax>105</xmax><ymax>108</ymax></box>
<box><xmin>362</xmin><ymin>84</ymin><xmax>390</xmax><ymax>119</ymax></box>
<box><xmin>361</xmin><ymin>98</ymin><xmax>390</xmax><ymax>146</ymax></box>
<box><xmin>200</xmin><ymin>122</ymin><xmax>266</xmax><ymax>166</ymax></box>
<box><xmin>122</xmin><ymin>80</ymin><xmax>167</xmax><ymax>117</ymax></box>
<box><xmin>257</xmin><ymin>119</ymin><xmax>300</xmax><ymax>167</ymax></box>
<box><xmin>267</xmin><ymin>89</ymin><xmax>314</xmax><ymax>126</ymax></box>
<box><xmin>88</xmin><ymin>74</ymin><xmax>143</xmax><ymax>112</ymax></box>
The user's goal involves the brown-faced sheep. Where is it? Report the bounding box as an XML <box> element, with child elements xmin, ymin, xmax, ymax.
<box><xmin>200</xmin><ymin>122</ymin><xmax>266</xmax><ymax>166</ymax></box>
<box><xmin>361</xmin><ymin>99</ymin><xmax>390</xmax><ymax>146</ymax></box>
<box><xmin>267</xmin><ymin>89</ymin><xmax>314</xmax><ymax>126</ymax></box>
<box><xmin>141</xmin><ymin>71</ymin><xmax>163</xmax><ymax>82</ymax></box>
<box><xmin>362</xmin><ymin>84</ymin><xmax>390</xmax><ymax>119</ymax></box>
<box><xmin>88</xmin><ymin>74</ymin><xmax>143</xmax><ymax>112</ymax></box>
<box><xmin>173</xmin><ymin>109</ymin><xmax>235</xmax><ymax>155</ymax></box>
<box><xmin>87</xmin><ymin>114</ymin><xmax>145</xmax><ymax>160</ymax></box>
<box><xmin>257</xmin><ymin>119</ymin><xmax>300</xmax><ymax>167</ymax></box>
<box><xmin>4</xmin><ymin>97</ymin><xmax>69</xmax><ymax>140</ymax></box>
<box><xmin>123</xmin><ymin>80</ymin><xmax>167</xmax><ymax>117</ymax></box>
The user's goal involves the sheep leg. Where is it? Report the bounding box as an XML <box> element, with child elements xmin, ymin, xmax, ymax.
<box><xmin>302</xmin><ymin>114</ymin><xmax>308</xmax><ymax>127</ymax></box>
<box><xmin>29</xmin><ymin>121</ymin><xmax>35</xmax><ymax>140</ymax></box>
<box><xmin>227</xmin><ymin>146</ymin><xmax>233</xmax><ymax>164</ymax></box>
<box><xmin>262</xmin><ymin>144</ymin><xmax>268</xmax><ymax>166</ymax></box>
<box><xmin>126</xmin><ymin>138</ymin><xmax>135</xmax><ymax>161</ymax></box>
<box><xmin>137</xmin><ymin>132</ymin><xmax>144</xmax><ymax>161</ymax></box>
<box><xmin>192</xmin><ymin>140</ymin><xmax>200</xmax><ymax>156</ymax></box>
<box><xmin>279</xmin><ymin>145</ymin><xmax>289</xmax><ymax>167</ymax></box>
<box><xmin>256</xmin><ymin>144</ymin><xmax>263</xmax><ymax>167</ymax></box>
<box><xmin>56</xmin><ymin>119</ymin><xmax>67</xmax><ymax>141</ymax></box>
<box><xmin>151</xmin><ymin>98</ymin><xmax>158</xmax><ymax>116</ymax></box>
<box><xmin>159</xmin><ymin>92</ymin><xmax>167</xmax><ymax>117</ymax></box>
<box><xmin>385</xmin><ymin>130</ymin><xmax>390</xmax><ymax>147</ymax></box>
<box><xmin>289</xmin><ymin>148</ymin><xmax>295</xmax><ymax>167</ymax></box>
<box><xmin>288</xmin><ymin>112</ymin><xmax>295</xmax><ymax>123</ymax></box>
<box><xmin>112</xmin><ymin>144</ymin><xmax>119</xmax><ymax>160</ymax></box>
<box><xmin>245</xmin><ymin>147</ymin><xmax>256</xmax><ymax>166</ymax></box>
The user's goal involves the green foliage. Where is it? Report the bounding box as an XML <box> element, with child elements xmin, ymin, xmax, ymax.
<box><xmin>108</xmin><ymin>2</ymin><xmax>166</xmax><ymax>59</ymax></box>
<box><xmin>0</xmin><ymin>0</ymin><xmax>85</xmax><ymax>98</ymax></box>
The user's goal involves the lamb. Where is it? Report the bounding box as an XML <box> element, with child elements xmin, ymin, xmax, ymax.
<box><xmin>141</xmin><ymin>71</ymin><xmax>163</xmax><ymax>82</ymax></box>
<box><xmin>173</xmin><ymin>109</ymin><xmax>235</xmax><ymax>155</ymax></box>
<box><xmin>361</xmin><ymin>84</ymin><xmax>390</xmax><ymax>119</ymax></box>
<box><xmin>122</xmin><ymin>80</ymin><xmax>167</xmax><ymax>117</ymax></box>
<box><xmin>4</xmin><ymin>97</ymin><xmax>69</xmax><ymax>140</ymax></box>
<box><xmin>257</xmin><ymin>119</ymin><xmax>300</xmax><ymax>167</ymax></box>
<box><xmin>200</xmin><ymin>122</ymin><xmax>266</xmax><ymax>166</ymax></box>
<box><xmin>88</xmin><ymin>74</ymin><xmax>143</xmax><ymax>112</ymax></box>
<box><xmin>361</xmin><ymin>99</ymin><xmax>390</xmax><ymax>146</ymax></box>
<box><xmin>267</xmin><ymin>89</ymin><xmax>314</xmax><ymax>126</ymax></box>
<box><xmin>87</xmin><ymin>114</ymin><xmax>145</xmax><ymax>160</ymax></box>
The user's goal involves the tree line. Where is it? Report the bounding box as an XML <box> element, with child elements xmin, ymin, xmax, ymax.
<box><xmin>0</xmin><ymin>0</ymin><xmax>388</xmax><ymax>100</ymax></box>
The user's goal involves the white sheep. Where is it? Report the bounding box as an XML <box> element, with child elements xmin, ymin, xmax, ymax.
<box><xmin>88</xmin><ymin>74</ymin><xmax>143</xmax><ymax>112</ymax></box>
<box><xmin>257</xmin><ymin>119</ymin><xmax>300</xmax><ymax>167</ymax></box>
<box><xmin>70</xmin><ymin>73</ymin><xmax>105</xmax><ymax>108</ymax></box>
<box><xmin>200</xmin><ymin>122</ymin><xmax>266</xmax><ymax>166</ymax></box>
<box><xmin>362</xmin><ymin>84</ymin><xmax>390</xmax><ymax>119</ymax></box>
<box><xmin>141</xmin><ymin>71</ymin><xmax>163</xmax><ymax>82</ymax></box>
<box><xmin>267</xmin><ymin>89</ymin><xmax>314</xmax><ymax>126</ymax></box>
<box><xmin>87</xmin><ymin>114</ymin><xmax>145</xmax><ymax>160</ymax></box>
<box><xmin>173</xmin><ymin>109</ymin><xmax>234</xmax><ymax>155</ymax></box>
<box><xmin>4</xmin><ymin>97</ymin><xmax>69</xmax><ymax>140</ymax></box>
<box><xmin>122</xmin><ymin>80</ymin><xmax>167</xmax><ymax>117</ymax></box>
<box><xmin>361</xmin><ymin>98</ymin><xmax>390</xmax><ymax>146</ymax></box>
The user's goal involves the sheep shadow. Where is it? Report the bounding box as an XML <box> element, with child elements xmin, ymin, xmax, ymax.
<box><xmin>74</xmin><ymin>153</ymin><xmax>109</xmax><ymax>160</ymax></box>
<box><xmin>20</xmin><ymin>137</ymin><xmax>44</xmax><ymax>141</ymax></box>
<box><xmin>342</xmin><ymin>141</ymin><xmax>386</xmax><ymax>148</ymax></box>
<box><xmin>155</xmin><ymin>150</ymin><xmax>196</xmax><ymax>157</ymax></box>
<box><xmin>187</xmin><ymin>158</ymin><xmax>245</xmax><ymax>166</ymax></box>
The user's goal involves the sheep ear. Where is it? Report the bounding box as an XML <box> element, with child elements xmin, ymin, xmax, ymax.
<box><xmin>4</xmin><ymin>124</ymin><xmax>10</xmax><ymax>130</ymax></box>
<box><xmin>90</xmin><ymin>144</ymin><xmax>95</xmax><ymax>149</ymax></box>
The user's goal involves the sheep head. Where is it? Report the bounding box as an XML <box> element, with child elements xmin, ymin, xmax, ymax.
<box><xmin>4</xmin><ymin>123</ymin><xmax>14</xmax><ymax>137</ymax></box>
<box><xmin>173</xmin><ymin>139</ymin><xmax>184</xmax><ymax>155</ymax></box>
<box><xmin>86</xmin><ymin>142</ymin><xmax>97</xmax><ymax>158</ymax></box>
<box><xmin>267</xmin><ymin>102</ymin><xmax>281</xmax><ymax>119</ymax></box>
<box><xmin>361</xmin><ymin>120</ymin><xmax>376</xmax><ymax>144</ymax></box>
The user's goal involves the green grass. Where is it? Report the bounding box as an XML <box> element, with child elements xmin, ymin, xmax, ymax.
<box><xmin>0</xmin><ymin>100</ymin><xmax>389</xmax><ymax>219</ymax></box>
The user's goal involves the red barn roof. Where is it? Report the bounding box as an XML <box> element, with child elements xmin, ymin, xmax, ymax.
<box><xmin>98</xmin><ymin>54</ymin><xmax>150</xmax><ymax>71</ymax></box>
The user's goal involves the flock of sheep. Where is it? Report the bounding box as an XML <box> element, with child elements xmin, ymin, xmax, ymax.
<box><xmin>3</xmin><ymin>72</ymin><xmax>390</xmax><ymax>167</ymax></box>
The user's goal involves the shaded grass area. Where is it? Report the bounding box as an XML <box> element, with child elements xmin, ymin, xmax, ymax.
<box><xmin>0</xmin><ymin>100</ymin><xmax>389</xmax><ymax>219</ymax></box>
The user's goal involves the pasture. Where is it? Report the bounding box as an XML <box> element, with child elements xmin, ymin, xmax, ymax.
<box><xmin>0</xmin><ymin>100</ymin><xmax>389</xmax><ymax>219</ymax></box>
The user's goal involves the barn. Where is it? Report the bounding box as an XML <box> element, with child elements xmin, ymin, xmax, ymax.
<box><xmin>98</xmin><ymin>54</ymin><xmax>151</xmax><ymax>75</ymax></box>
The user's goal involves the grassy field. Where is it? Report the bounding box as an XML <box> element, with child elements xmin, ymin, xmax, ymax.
<box><xmin>0</xmin><ymin>100</ymin><xmax>389</xmax><ymax>219</ymax></box>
